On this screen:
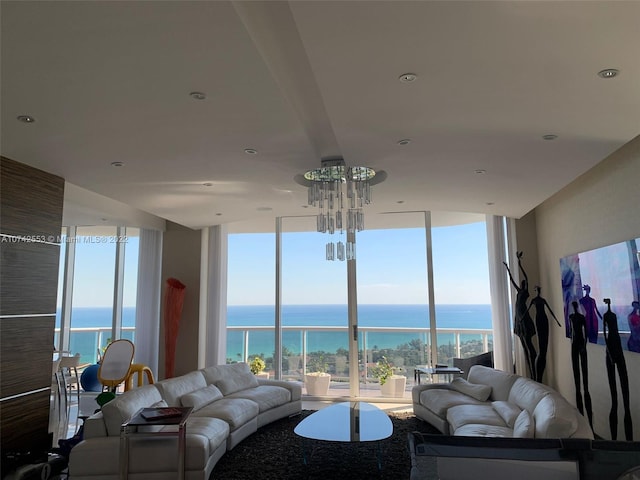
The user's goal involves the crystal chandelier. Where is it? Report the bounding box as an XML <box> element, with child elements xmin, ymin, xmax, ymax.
<box><xmin>303</xmin><ymin>158</ymin><xmax>377</xmax><ymax>261</ymax></box>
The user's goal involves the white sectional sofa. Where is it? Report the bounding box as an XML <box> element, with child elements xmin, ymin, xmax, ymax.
<box><xmin>412</xmin><ymin>365</ymin><xmax>593</xmax><ymax>439</ymax></box>
<box><xmin>68</xmin><ymin>363</ymin><xmax>302</xmax><ymax>480</ymax></box>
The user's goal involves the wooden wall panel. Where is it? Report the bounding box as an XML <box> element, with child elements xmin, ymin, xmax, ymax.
<box><xmin>0</xmin><ymin>317</ymin><xmax>55</xmax><ymax>398</ymax></box>
<box><xmin>0</xmin><ymin>156</ymin><xmax>64</xmax><ymax>238</ymax></box>
<box><xmin>0</xmin><ymin>241</ymin><xmax>60</xmax><ymax>316</ymax></box>
<box><xmin>0</xmin><ymin>391</ymin><xmax>51</xmax><ymax>454</ymax></box>
<box><xmin>0</xmin><ymin>157</ymin><xmax>64</xmax><ymax>460</ymax></box>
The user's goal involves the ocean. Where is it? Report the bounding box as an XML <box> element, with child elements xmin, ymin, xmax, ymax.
<box><xmin>59</xmin><ymin>304</ymin><xmax>493</xmax><ymax>363</ymax></box>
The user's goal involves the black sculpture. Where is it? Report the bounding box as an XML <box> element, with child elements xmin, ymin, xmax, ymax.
<box><xmin>602</xmin><ymin>298</ymin><xmax>633</xmax><ymax>440</ymax></box>
<box><xmin>503</xmin><ymin>252</ymin><xmax>537</xmax><ymax>380</ymax></box>
<box><xmin>527</xmin><ymin>285</ymin><xmax>561</xmax><ymax>382</ymax></box>
<box><xmin>569</xmin><ymin>301</ymin><xmax>593</xmax><ymax>428</ymax></box>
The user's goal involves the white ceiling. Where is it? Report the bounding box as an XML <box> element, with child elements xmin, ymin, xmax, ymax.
<box><xmin>2</xmin><ymin>1</ymin><xmax>639</xmax><ymax>232</ymax></box>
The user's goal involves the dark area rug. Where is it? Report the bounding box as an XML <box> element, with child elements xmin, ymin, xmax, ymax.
<box><xmin>210</xmin><ymin>409</ymin><xmax>440</xmax><ymax>480</ymax></box>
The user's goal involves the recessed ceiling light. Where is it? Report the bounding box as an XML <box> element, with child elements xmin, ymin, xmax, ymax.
<box><xmin>474</xmin><ymin>169</ymin><xmax>486</xmax><ymax>175</ymax></box>
<box><xmin>203</xmin><ymin>182</ymin><xmax>213</xmax><ymax>187</ymax></box>
<box><xmin>216</xmin><ymin>213</ymin><xmax>222</xmax><ymax>216</ymax></box>
<box><xmin>111</xmin><ymin>161</ymin><xmax>124</xmax><ymax>167</ymax></box>
<box><xmin>397</xmin><ymin>139</ymin><xmax>411</xmax><ymax>146</ymax></box>
<box><xmin>399</xmin><ymin>73</ymin><xmax>417</xmax><ymax>83</ymax></box>
<box><xmin>542</xmin><ymin>134</ymin><xmax>558</xmax><ymax>141</ymax></box>
<box><xmin>301</xmin><ymin>205</ymin><xmax>309</xmax><ymax>208</ymax></box>
<box><xmin>486</xmin><ymin>202</ymin><xmax>495</xmax><ymax>206</ymax></box>
<box><xmin>257</xmin><ymin>207</ymin><xmax>272</xmax><ymax>212</ymax></box>
<box><xmin>397</xmin><ymin>200</ymin><xmax>405</xmax><ymax>204</ymax></box>
<box><xmin>17</xmin><ymin>115</ymin><xmax>35</xmax><ymax>123</ymax></box>
<box><xmin>597</xmin><ymin>69</ymin><xmax>619</xmax><ymax>79</ymax></box>
<box><xmin>190</xmin><ymin>91</ymin><xmax>206</xmax><ymax>100</ymax></box>
<box><xmin>244</xmin><ymin>148</ymin><xmax>258</xmax><ymax>155</ymax></box>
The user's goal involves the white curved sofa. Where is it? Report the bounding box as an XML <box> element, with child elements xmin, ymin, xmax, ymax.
<box><xmin>412</xmin><ymin>365</ymin><xmax>593</xmax><ymax>439</ymax></box>
<box><xmin>68</xmin><ymin>363</ymin><xmax>302</xmax><ymax>480</ymax></box>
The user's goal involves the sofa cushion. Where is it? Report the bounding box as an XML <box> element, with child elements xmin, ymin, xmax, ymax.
<box><xmin>532</xmin><ymin>394</ymin><xmax>578</xmax><ymax>438</ymax></box>
<box><xmin>453</xmin><ymin>424</ymin><xmax>514</xmax><ymax>437</ymax></box>
<box><xmin>421</xmin><ymin>389</ymin><xmax>487</xmax><ymax>417</ymax></box>
<box><xmin>447</xmin><ymin>404</ymin><xmax>506</xmax><ymax>432</ymax></box>
<box><xmin>226</xmin><ymin>385</ymin><xmax>291</xmax><ymax>413</ymax></box>
<box><xmin>215</xmin><ymin>369</ymin><xmax>259</xmax><ymax>396</ymax></box>
<box><xmin>154</xmin><ymin>371</ymin><xmax>208</xmax><ymax>407</ymax></box>
<box><xmin>180</xmin><ymin>384</ymin><xmax>223</xmax><ymax>412</ymax></box>
<box><xmin>128</xmin><ymin>418</ymin><xmax>229</xmax><ymax>472</ymax></box>
<box><xmin>449</xmin><ymin>378</ymin><xmax>492</xmax><ymax>401</ymax></box>
<box><xmin>513</xmin><ymin>409</ymin><xmax>534</xmax><ymax>438</ymax></box>
<box><xmin>101</xmin><ymin>385</ymin><xmax>163</xmax><ymax>436</ymax></box>
<box><xmin>492</xmin><ymin>401</ymin><xmax>521</xmax><ymax>428</ymax></box>
<box><xmin>191</xmin><ymin>397</ymin><xmax>259</xmax><ymax>430</ymax></box>
<box><xmin>201</xmin><ymin>362</ymin><xmax>254</xmax><ymax>385</ymax></box>
<box><xmin>508</xmin><ymin>377</ymin><xmax>552</xmax><ymax>413</ymax></box>
<box><xmin>467</xmin><ymin>366</ymin><xmax>518</xmax><ymax>401</ymax></box>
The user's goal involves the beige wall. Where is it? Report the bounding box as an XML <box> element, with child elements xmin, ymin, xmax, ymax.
<box><xmin>534</xmin><ymin>134</ymin><xmax>640</xmax><ymax>440</ymax></box>
<box><xmin>160</xmin><ymin>222</ymin><xmax>202</xmax><ymax>378</ymax></box>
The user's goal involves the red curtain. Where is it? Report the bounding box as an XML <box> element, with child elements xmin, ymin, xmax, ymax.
<box><xmin>164</xmin><ymin>278</ymin><xmax>186</xmax><ymax>378</ymax></box>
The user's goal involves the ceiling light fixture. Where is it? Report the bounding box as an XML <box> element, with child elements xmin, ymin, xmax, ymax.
<box><xmin>17</xmin><ymin>115</ymin><xmax>35</xmax><ymax>123</ymax></box>
<box><xmin>399</xmin><ymin>73</ymin><xmax>417</xmax><ymax>83</ymax></box>
<box><xmin>542</xmin><ymin>134</ymin><xmax>558</xmax><ymax>141</ymax></box>
<box><xmin>597</xmin><ymin>69</ymin><xmax>619</xmax><ymax>79</ymax></box>
<box><xmin>397</xmin><ymin>139</ymin><xmax>411</xmax><ymax>146</ymax></box>
<box><xmin>189</xmin><ymin>91</ymin><xmax>206</xmax><ymax>100</ymax></box>
<box><xmin>111</xmin><ymin>161</ymin><xmax>124</xmax><ymax>167</ymax></box>
<box><xmin>475</xmin><ymin>169</ymin><xmax>486</xmax><ymax>174</ymax></box>
<box><xmin>296</xmin><ymin>157</ymin><xmax>385</xmax><ymax>261</ymax></box>
<box><xmin>244</xmin><ymin>148</ymin><xmax>258</xmax><ymax>155</ymax></box>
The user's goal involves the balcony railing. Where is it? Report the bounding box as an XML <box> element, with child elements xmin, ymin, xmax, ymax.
<box><xmin>54</xmin><ymin>327</ymin><xmax>136</xmax><ymax>365</ymax></box>
<box><xmin>227</xmin><ymin>325</ymin><xmax>493</xmax><ymax>384</ymax></box>
<box><xmin>56</xmin><ymin>324</ymin><xmax>492</xmax><ymax>392</ymax></box>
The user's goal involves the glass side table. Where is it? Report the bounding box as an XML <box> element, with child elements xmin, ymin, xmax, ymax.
<box><xmin>119</xmin><ymin>406</ymin><xmax>192</xmax><ymax>480</ymax></box>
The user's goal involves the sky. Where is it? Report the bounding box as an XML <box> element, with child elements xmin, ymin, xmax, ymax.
<box><xmin>61</xmin><ymin>220</ymin><xmax>492</xmax><ymax>308</ymax></box>
<box><xmin>227</xmin><ymin>220</ymin><xmax>491</xmax><ymax>305</ymax></box>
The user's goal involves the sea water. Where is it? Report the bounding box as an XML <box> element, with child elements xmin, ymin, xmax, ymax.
<box><xmin>59</xmin><ymin>304</ymin><xmax>492</xmax><ymax>361</ymax></box>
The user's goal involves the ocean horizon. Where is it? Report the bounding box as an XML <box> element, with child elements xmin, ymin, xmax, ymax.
<box><xmin>58</xmin><ymin>304</ymin><xmax>494</xmax><ymax>363</ymax></box>
<box><xmin>58</xmin><ymin>304</ymin><xmax>493</xmax><ymax>329</ymax></box>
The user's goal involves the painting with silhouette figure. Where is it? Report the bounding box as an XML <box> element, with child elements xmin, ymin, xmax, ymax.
<box><xmin>559</xmin><ymin>237</ymin><xmax>640</xmax><ymax>352</ymax></box>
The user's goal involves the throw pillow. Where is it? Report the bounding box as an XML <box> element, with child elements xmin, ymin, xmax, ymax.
<box><xmin>513</xmin><ymin>409</ymin><xmax>535</xmax><ymax>438</ymax></box>
<box><xmin>150</xmin><ymin>399</ymin><xmax>168</xmax><ymax>408</ymax></box>
<box><xmin>216</xmin><ymin>371</ymin><xmax>259</xmax><ymax>396</ymax></box>
<box><xmin>180</xmin><ymin>384</ymin><xmax>223</xmax><ymax>412</ymax></box>
<box><xmin>449</xmin><ymin>377</ymin><xmax>492</xmax><ymax>402</ymax></box>
<box><xmin>492</xmin><ymin>401</ymin><xmax>521</xmax><ymax>427</ymax></box>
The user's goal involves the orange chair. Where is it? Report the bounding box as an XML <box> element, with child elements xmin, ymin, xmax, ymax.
<box><xmin>124</xmin><ymin>364</ymin><xmax>155</xmax><ymax>391</ymax></box>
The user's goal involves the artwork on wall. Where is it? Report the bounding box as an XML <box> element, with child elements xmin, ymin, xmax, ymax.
<box><xmin>559</xmin><ymin>238</ymin><xmax>640</xmax><ymax>353</ymax></box>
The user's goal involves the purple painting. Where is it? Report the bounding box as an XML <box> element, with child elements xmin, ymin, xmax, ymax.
<box><xmin>559</xmin><ymin>238</ymin><xmax>640</xmax><ymax>353</ymax></box>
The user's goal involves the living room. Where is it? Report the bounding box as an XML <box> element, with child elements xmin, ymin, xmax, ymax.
<box><xmin>1</xmin><ymin>1</ymin><xmax>639</xmax><ymax>479</ymax></box>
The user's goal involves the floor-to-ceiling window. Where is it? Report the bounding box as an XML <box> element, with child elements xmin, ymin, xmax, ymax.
<box><xmin>56</xmin><ymin>226</ymin><xmax>140</xmax><ymax>364</ymax></box>
<box><xmin>226</xmin><ymin>213</ymin><xmax>495</xmax><ymax>398</ymax></box>
<box><xmin>281</xmin><ymin>217</ymin><xmax>348</xmax><ymax>393</ymax></box>
<box><xmin>432</xmin><ymin>221</ymin><xmax>493</xmax><ymax>365</ymax></box>
<box><xmin>226</xmin><ymin>232</ymin><xmax>275</xmax><ymax>368</ymax></box>
<box><xmin>356</xmin><ymin>212</ymin><xmax>430</xmax><ymax>395</ymax></box>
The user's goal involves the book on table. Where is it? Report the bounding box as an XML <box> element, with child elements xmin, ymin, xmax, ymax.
<box><xmin>140</xmin><ymin>407</ymin><xmax>184</xmax><ymax>421</ymax></box>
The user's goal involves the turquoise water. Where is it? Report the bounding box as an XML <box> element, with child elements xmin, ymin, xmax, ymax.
<box><xmin>60</xmin><ymin>304</ymin><xmax>492</xmax><ymax>363</ymax></box>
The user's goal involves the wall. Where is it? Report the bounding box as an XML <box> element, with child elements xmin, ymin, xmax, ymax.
<box><xmin>0</xmin><ymin>157</ymin><xmax>64</xmax><ymax>459</ymax></box>
<box><xmin>159</xmin><ymin>221</ymin><xmax>202</xmax><ymax>378</ymax></box>
<box><xmin>534</xmin><ymin>135</ymin><xmax>640</xmax><ymax>440</ymax></box>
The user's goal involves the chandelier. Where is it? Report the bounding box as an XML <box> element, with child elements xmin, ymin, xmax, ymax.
<box><xmin>301</xmin><ymin>157</ymin><xmax>379</xmax><ymax>261</ymax></box>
